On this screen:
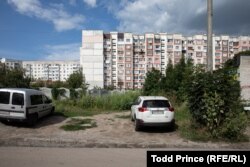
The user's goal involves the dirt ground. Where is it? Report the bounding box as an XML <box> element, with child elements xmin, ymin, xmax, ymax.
<box><xmin>0</xmin><ymin>112</ymin><xmax>250</xmax><ymax>149</ymax></box>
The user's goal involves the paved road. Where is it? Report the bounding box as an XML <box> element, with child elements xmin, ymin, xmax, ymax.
<box><xmin>0</xmin><ymin>147</ymin><xmax>146</xmax><ymax>167</ymax></box>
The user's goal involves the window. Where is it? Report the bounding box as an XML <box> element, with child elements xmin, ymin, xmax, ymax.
<box><xmin>196</xmin><ymin>52</ymin><xmax>202</xmax><ymax>57</ymax></box>
<box><xmin>0</xmin><ymin>92</ymin><xmax>10</xmax><ymax>104</ymax></box>
<box><xmin>126</xmin><ymin>39</ymin><xmax>130</xmax><ymax>42</ymax></box>
<box><xmin>126</xmin><ymin>64</ymin><xmax>131</xmax><ymax>68</ymax></box>
<box><xmin>142</xmin><ymin>100</ymin><xmax>170</xmax><ymax>108</ymax></box>
<box><xmin>126</xmin><ymin>52</ymin><xmax>131</xmax><ymax>56</ymax></box>
<box><xmin>30</xmin><ymin>95</ymin><xmax>43</xmax><ymax>105</ymax></box>
<box><xmin>134</xmin><ymin>98</ymin><xmax>141</xmax><ymax>105</ymax></box>
<box><xmin>12</xmin><ymin>93</ymin><xmax>24</xmax><ymax>106</ymax></box>
<box><xmin>167</xmin><ymin>39</ymin><xmax>173</xmax><ymax>43</ymax></box>
<box><xmin>126</xmin><ymin>77</ymin><xmax>131</xmax><ymax>81</ymax></box>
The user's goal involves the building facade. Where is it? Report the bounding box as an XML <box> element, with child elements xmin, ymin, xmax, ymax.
<box><xmin>22</xmin><ymin>60</ymin><xmax>80</xmax><ymax>82</ymax></box>
<box><xmin>0</xmin><ymin>58</ymin><xmax>22</xmax><ymax>69</ymax></box>
<box><xmin>80</xmin><ymin>30</ymin><xmax>250</xmax><ymax>89</ymax></box>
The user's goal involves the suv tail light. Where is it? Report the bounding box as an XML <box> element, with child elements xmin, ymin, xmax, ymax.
<box><xmin>138</xmin><ymin>107</ymin><xmax>148</xmax><ymax>112</ymax></box>
<box><xmin>169</xmin><ymin>107</ymin><xmax>175</xmax><ymax>112</ymax></box>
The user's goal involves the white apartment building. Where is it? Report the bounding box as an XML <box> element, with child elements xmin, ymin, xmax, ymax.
<box><xmin>22</xmin><ymin>60</ymin><xmax>80</xmax><ymax>82</ymax></box>
<box><xmin>80</xmin><ymin>30</ymin><xmax>104</xmax><ymax>88</ymax></box>
<box><xmin>0</xmin><ymin>58</ymin><xmax>22</xmax><ymax>69</ymax></box>
<box><xmin>80</xmin><ymin>30</ymin><xmax>250</xmax><ymax>90</ymax></box>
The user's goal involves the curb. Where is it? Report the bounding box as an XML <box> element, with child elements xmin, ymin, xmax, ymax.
<box><xmin>1</xmin><ymin>138</ymin><xmax>250</xmax><ymax>149</ymax></box>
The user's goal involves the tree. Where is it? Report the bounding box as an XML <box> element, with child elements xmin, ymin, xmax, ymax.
<box><xmin>143</xmin><ymin>68</ymin><xmax>162</xmax><ymax>95</ymax></box>
<box><xmin>0</xmin><ymin>67</ymin><xmax>30</xmax><ymax>88</ymax></box>
<box><xmin>67</xmin><ymin>71</ymin><xmax>84</xmax><ymax>89</ymax></box>
<box><xmin>161</xmin><ymin>56</ymin><xmax>194</xmax><ymax>102</ymax></box>
<box><xmin>67</xmin><ymin>71</ymin><xmax>88</xmax><ymax>99</ymax></box>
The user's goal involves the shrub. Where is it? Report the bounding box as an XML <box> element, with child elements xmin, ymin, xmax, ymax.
<box><xmin>187</xmin><ymin>66</ymin><xmax>247</xmax><ymax>139</ymax></box>
<box><xmin>70</xmin><ymin>88</ymin><xmax>78</xmax><ymax>100</ymax></box>
<box><xmin>220</xmin><ymin>111</ymin><xmax>247</xmax><ymax>140</ymax></box>
<box><xmin>51</xmin><ymin>87</ymin><xmax>59</xmax><ymax>100</ymax></box>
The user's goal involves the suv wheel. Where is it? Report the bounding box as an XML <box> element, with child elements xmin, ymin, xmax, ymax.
<box><xmin>135</xmin><ymin>119</ymin><xmax>142</xmax><ymax>131</ymax></box>
<box><xmin>131</xmin><ymin>113</ymin><xmax>135</xmax><ymax>122</ymax></box>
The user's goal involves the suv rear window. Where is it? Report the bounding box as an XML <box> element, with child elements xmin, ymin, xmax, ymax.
<box><xmin>142</xmin><ymin>100</ymin><xmax>170</xmax><ymax>108</ymax></box>
<box><xmin>12</xmin><ymin>93</ymin><xmax>24</xmax><ymax>106</ymax></box>
<box><xmin>0</xmin><ymin>92</ymin><xmax>10</xmax><ymax>104</ymax></box>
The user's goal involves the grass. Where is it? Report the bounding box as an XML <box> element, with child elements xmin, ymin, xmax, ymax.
<box><xmin>60</xmin><ymin>118</ymin><xmax>97</xmax><ymax>131</ymax></box>
<box><xmin>54</xmin><ymin>90</ymin><xmax>140</xmax><ymax>117</ymax></box>
<box><xmin>174</xmin><ymin>103</ymin><xmax>210</xmax><ymax>141</ymax></box>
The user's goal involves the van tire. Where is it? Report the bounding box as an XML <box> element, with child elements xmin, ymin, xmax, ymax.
<box><xmin>50</xmin><ymin>107</ymin><xmax>55</xmax><ymax>115</ymax></box>
<box><xmin>27</xmin><ymin>114</ymin><xmax>38</xmax><ymax>127</ymax></box>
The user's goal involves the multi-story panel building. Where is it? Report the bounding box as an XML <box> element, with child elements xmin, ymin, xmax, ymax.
<box><xmin>0</xmin><ymin>58</ymin><xmax>22</xmax><ymax>69</ymax></box>
<box><xmin>80</xmin><ymin>30</ymin><xmax>250</xmax><ymax>89</ymax></box>
<box><xmin>22</xmin><ymin>60</ymin><xmax>80</xmax><ymax>81</ymax></box>
<box><xmin>80</xmin><ymin>30</ymin><xmax>104</xmax><ymax>88</ymax></box>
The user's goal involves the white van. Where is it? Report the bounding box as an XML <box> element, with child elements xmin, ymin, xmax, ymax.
<box><xmin>0</xmin><ymin>88</ymin><xmax>55</xmax><ymax>126</ymax></box>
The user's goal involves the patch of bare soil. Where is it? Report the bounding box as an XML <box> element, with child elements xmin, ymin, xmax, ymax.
<box><xmin>0</xmin><ymin>112</ymin><xmax>249</xmax><ymax>149</ymax></box>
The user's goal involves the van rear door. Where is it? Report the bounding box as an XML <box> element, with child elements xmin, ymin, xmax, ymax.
<box><xmin>10</xmin><ymin>92</ymin><xmax>26</xmax><ymax>119</ymax></box>
<box><xmin>0</xmin><ymin>91</ymin><xmax>11</xmax><ymax>117</ymax></box>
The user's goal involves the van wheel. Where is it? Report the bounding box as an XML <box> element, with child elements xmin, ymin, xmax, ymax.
<box><xmin>27</xmin><ymin>114</ymin><xmax>38</xmax><ymax>127</ymax></box>
<box><xmin>50</xmin><ymin>107</ymin><xmax>55</xmax><ymax>115</ymax></box>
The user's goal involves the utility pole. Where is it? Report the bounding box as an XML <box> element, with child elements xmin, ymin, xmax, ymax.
<box><xmin>207</xmin><ymin>0</ymin><xmax>213</xmax><ymax>72</ymax></box>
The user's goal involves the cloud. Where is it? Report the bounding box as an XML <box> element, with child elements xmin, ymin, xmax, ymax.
<box><xmin>44</xmin><ymin>43</ymin><xmax>80</xmax><ymax>60</ymax></box>
<box><xmin>7</xmin><ymin>0</ymin><xmax>85</xmax><ymax>31</ymax></box>
<box><xmin>186</xmin><ymin>0</ymin><xmax>250</xmax><ymax>35</ymax></box>
<box><xmin>83</xmin><ymin>0</ymin><xmax>96</xmax><ymax>7</ymax></box>
<box><xmin>115</xmin><ymin>0</ymin><xmax>205</xmax><ymax>34</ymax></box>
<box><xmin>114</xmin><ymin>0</ymin><xmax>250</xmax><ymax>35</ymax></box>
<box><xmin>69</xmin><ymin>0</ymin><xmax>76</xmax><ymax>6</ymax></box>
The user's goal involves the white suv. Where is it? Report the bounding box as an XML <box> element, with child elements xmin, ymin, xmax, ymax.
<box><xmin>131</xmin><ymin>96</ymin><xmax>175</xmax><ymax>131</ymax></box>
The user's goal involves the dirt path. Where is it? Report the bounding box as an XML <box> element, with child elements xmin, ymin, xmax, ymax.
<box><xmin>0</xmin><ymin>112</ymin><xmax>249</xmax><ymax>149</ymax></box>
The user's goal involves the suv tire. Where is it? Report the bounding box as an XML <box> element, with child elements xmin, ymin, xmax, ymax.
<box><xmin>135</xmin><ymin>119</ymin><xmax>142</xmax><ymax>131</ymax></box>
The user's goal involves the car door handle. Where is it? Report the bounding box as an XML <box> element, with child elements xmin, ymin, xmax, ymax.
<box><xmin>11</xmin><ymin>107</ymin><xmax>15</xmax><ymax>109</ymax></box>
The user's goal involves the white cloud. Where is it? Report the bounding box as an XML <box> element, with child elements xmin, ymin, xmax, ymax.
<box><xmin>115</xmin><ymin>0</ymin><xmax>205</xmax><ymax>34</ymax></box>
<box><xmin>69</xmin><ymin>0</ymin><xmax>76</xmax><ymax>6</ymax></box>
<box><xmin>44</xmin><ymin>43</ymin><xmax>80</xmax><ymax>60</ymax></box>
<box><xmin>7</xmin><ymin>0</ymin><xmax>85</xmax><ymax>31</ymax></box>
<box><xmin>83</xmin><ymin>0</ymin><xmax>96</xmax><ymax>7</ymax></box>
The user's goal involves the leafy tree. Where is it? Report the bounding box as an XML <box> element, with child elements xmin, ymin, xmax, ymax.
<box><xmin>67</xmin><ymin>71</ymin><xmax>84</xmax><ymax>89</ymax></box>
<box><xmin>67</xmin><ymin>71</ymin><xmax>88</xmax><ymax>98</ymax></box>
<box><xmin>143</xmin><ymin>68</ymin><xmax>162</xmax><ymax>95</ymax></box>
<box><xmin>161</xmin><ymin>56</ymin><xmax>194</xmax><ymax>102</ymax></box>
<box><xmin>0</xmin><ymin>67</ymin><xmax>30</xmax><ymax>88</ymax></box>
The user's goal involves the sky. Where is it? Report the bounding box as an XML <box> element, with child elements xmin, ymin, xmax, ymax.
<box><xmin>0</xmin><ymin>0</ymin><xmax>250</xmax><ymax>61</ymax></box>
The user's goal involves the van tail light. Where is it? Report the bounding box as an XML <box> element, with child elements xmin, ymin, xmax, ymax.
<box><xmin>169</xmin><ymin>107</ymin><xmax>175</xmax><ymax>112</ymax></box>
<box><xmin>138</xmin><ymin>107</ymin><xmax>147</xmax><ymax>112</ymax></box>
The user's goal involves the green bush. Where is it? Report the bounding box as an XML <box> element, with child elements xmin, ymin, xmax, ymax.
<box><xmin>51</xmin><ymin>87</ymin><xmax>59</xmax><ymax>100</ymax></box>
<box><xmin>70</xmin><ymin>88</ymin><xmax>78</xmax><ymax>99</ymax></box>
<box><xmin>187</xmin><ymin>66</ymin><xmax>247</xmax><ymax>139</ymax></box>
<box><xmin>220</xmin><ymin>112</ymin><xmax>248</xmax><ymax>140</ymax></box>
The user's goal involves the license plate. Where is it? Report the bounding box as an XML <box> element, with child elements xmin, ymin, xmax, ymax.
<box><xmin>152</xmin><ymin>110</ymin><xmax>164</xmax><ymax>114</ymax></box>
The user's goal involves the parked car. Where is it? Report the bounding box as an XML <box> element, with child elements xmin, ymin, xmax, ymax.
<box><xmin>131</xmin><ymin>96</ymin><xmax>175</xmax><ymax>131</ymax></box>
<box><xmin>0</xmin><ymin>88</ymin><xmax>54</xmax><ymax>126</ymax></box>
